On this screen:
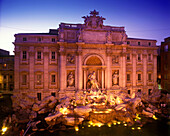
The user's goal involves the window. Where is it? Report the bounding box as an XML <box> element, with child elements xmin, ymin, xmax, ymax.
<box><xmin>127</xmin><ymin>54</ymin><xmax>130</xmax><ymax>61</ymax></box>
<box><xmin>138</xmin><ymin>74</ymin><xmax>141</xmax><ymax>81</ymax></box>
<box><xmin>148</xmin><ymin>54</ymin><xmax>151</xmax><ymax>61</ymax></box>
<box><xmin>38</xmin><ymin>38</ymin><xmax>41</xmax><ymax>42</ymax></box>
<box><xmin>52</xmin><ymin>38</ymin><xmax>55</xmax><ymax>42</ymax></box>
<box><xmin>51</xmin><ymin>75</ymin><xmax>56</xmax><ymax>83</ymax></box>
<box><xmin>51</xmin><ymin>52</ymin><xmax>55</xmax><ymax>59</ymax></box>
<box><xmin>23</xmin><ymin>37</ymin><xmax>27</xmax><ymax>41</ymax></box>
<box><xmin>127</xmin><ymin>74</ymin><xmax>130</xmax><ymax>81</ymax></box>
<box><xmin>128</xmin><ymin>90</ymin><xmax>131</xmax><ymax>94</ymax></box>
<box><xmin>138</xmin><ymin>42</ymin><xmax>140</xmax><ymax>45</ymax></box>
<box><xmin>4</xmin><ymin>75</ymin><xmax>6</xmax><ymax>79</ymax></box>
<box><xmin>4</xmin><ymin>83</ymin><xmax>6</xmax><ymax>89</ymax></box>
<box><xmin>138</xmin><ymin>54</ymin><xmax>141</xmax><ymax>61</ymax></box>
<box><xmin>37</xmin><ymin>51</ymin><xmax>41</xmax><ymax>60</ymax></box>
<box><xmin>164</xmin><ymin>54</ymin><xmax>167</xmax><ymax>61</ymax></box>
<box><xmin>148</xmin><ymin>89</ymin><xmax>152</xmax><ymax>95</ymax></box>
<box><xmin>164</xmin><ymin>45</ymin><xmax>168</xmax><ymax>52</ymax></box>
<box><xmin>138</xmin><ymin>89</ymin><xmax>141</xmax><ymax>93</ymax></box>
<box><xmin>51</xmin><ymin>92</ymin><xmax>56</xmax><ymax>97</ymax></box>
<box><xmin>23</xmin><ymin>51</ymin><xmax>27</xmax><ymax>60</ymax></box>
<box><xmin>22</xmin><ymin>75</ymin><xmax>27</xmax><ymax>85</ymax></box>
<box><xmin>127</xmin><ymin>41</ymin><xmax>130</xmax><ymax>44</ymax></box>
<box><xmin>148</xmin><ymin>42</ymin><xmax>151</xmax><ymax>46</ymax></box>
<box><xmin>148</xmin><ymin>74</ymin><xmax>152</xmax><ymax>81</ymax></box>
<box><xmin>3</xmin><ymin>64</ymin><xmax>7</xmax><ymax>68</ymax></box>
<box><xmin>164</xmin><ymin>63</ymin><xmax>168</xmax><ymax>70</ymax></box>
<box><xmin>37</xmin><ymin>93</ymin><xmax>41</xmax><ymax>101</ymax></box>
<box><xmin>37</xmin><ymin>75</ymin><xmax>42</xmax><ymax>84</ymax></box>
<box><xmin>10</xmin><ymin>75</ymin><xmax>12</xmax><ymax>79</ymax></box>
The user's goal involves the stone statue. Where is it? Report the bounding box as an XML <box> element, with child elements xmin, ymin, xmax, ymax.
<box><xmin>88</xmin><ymin>71</ymin><xmax>99</xmax><ymax>90</ymax></box>
<box><xmin>67</xmin><ymin>71</ymin><xmax>74</xmax><ymax>87</ymax></box>
<box><xmin>121</xmin><ymin>32</ymin><xmax>127</xmax><ymax>42</ymax></box>
<box><xmin>82</xmin><ymin>10</ymin><xmax>105</xmax><ymax>29</ymax></box>
<box><xmin>97</xmin><ymin>16</ymin><xmax>105</xmax><ymax>28</ymax></box>
<box><xmin>112</xmin><ymin>71</ymin><xmax>119</xmax><ymax>85</ymax></box>
<box><xmin>77</xmin><ymin>29</ymin><xmax>83</xmax><ymax>42</ymax></box>
<box><xmin>59</xmin><ymin>28</ymin><xmax>64</xmax><ymax>42</ymax></box>
<box><xmin>67</xmin><ymin>54</ymin><xmax>75</xmax><ymax>64</ymax></box>
<box><xmin>106</xmin><ymin>31</ymin><xmax>112</xmax><ymax>43</ymax></box>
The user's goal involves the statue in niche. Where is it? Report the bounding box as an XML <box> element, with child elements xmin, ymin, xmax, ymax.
<box><xmin>112</xmin><ymin>55</ymin><xmax>119</xmax><ymax>64</ymax></box>
<box><xmin>67</xmin><ymin>71</ymin><xmax>74</xmax><ymax>87</ymax></box>
<box><xmin>112</xmin><ymin>71</ymin><xmax>119</xmax><ymax>85</ymax></box>
<box><xmin>67</xmin><ymin>54</ymin><xmax>75</xmax><ymax>64</ymax></box>
<box><xmin>87</xmin><ymin>71</ymin><xmax>100</xmax><ymax>90</ymax></box>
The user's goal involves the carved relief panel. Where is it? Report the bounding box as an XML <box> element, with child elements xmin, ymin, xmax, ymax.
<box><xmin>112</xmin><ymin>55</ymin><xmax>119</xmax><ymax>64</ymax></box>
<box><xmin>66</xmin><ymin>54</ymin><xmax>75</xmax><ymax>64</ymax></box>
<box><xmin>67</xmin><ymin>31</ymin><xmax>76</xmax><ymax>40</ymax></box>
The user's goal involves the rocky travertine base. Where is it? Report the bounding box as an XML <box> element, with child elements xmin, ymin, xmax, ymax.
<box><xmin>7</xmin><ymin>89</ymin><xmax>168</xmax><ymax>133</ymax></box>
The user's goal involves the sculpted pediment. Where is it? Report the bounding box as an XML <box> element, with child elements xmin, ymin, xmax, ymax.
<box><xmin>82</xmin><ymin>10</ymin><xmax>105</xmax><ymax>29</ymax></box>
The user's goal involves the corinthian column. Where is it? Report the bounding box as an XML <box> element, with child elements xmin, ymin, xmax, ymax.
<box><xmin>77</xmin><ymin>51</ymin><xmax>83</xmax><ymax>91</ymax></box>
<box><xmin>106</xmin><ymin>54</ymin><xmax>111</xmax><ymax>89</ymax></box>
<box><xmin>59</xmin><ymin>46</ymin><xmax>66</xmax><ymax>92</ymax></box>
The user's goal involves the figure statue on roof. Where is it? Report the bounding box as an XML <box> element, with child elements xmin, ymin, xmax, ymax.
<box><xmin>82</xmin><ymin>10</ymin><xmax>105</xmax><ymax>28</ymax></box>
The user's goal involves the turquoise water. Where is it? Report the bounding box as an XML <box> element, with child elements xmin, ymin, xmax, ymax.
<box><xmin>33</xmin><ymin>119</ymin><xmax>169</xmax><ymax>136</ymax></box>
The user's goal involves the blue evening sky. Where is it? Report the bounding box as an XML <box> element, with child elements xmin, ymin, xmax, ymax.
<box><xmin>0</xmin><ymin>0</ymin><xmax>170</xmax><ymax>55</ymax></box>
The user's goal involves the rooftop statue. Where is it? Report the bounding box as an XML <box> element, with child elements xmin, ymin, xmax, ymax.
<box><xmin>82</xmin><ymin>10</ymin><xmax>105</xmax><ymax>28</ymax></box>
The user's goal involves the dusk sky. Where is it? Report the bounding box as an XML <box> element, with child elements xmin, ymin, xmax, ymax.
<box><xmin>0</xmin><ymin>0</ymin><xmax>170</xmax><ymax>55</ymax></box>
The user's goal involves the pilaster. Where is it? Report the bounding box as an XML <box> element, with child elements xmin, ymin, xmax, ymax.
<box><xmin>14</xmin><ymin>51</ymin><xmax>20</xmax><ymax>90</ymax></box>
<box><xmin>143</xmin><ymin>52</ymin><xmax>147</xmax><ymax>86</ymax></box>
<box><xmin>122</xmin><ymin>53</ymin><xmax>126</xmax><ymax>88</ymax></box>
<box><xmin>43</xmin><ymin>47</ymin><xmax>49</xmax><ymax>90</ymax></box>
<box><xmin>132</xmin><ymin>52</ymin><xmax>137</xmax><ymax>87</ymax></box>
<box><xmin>153</xmin><ymin>53</ymin><xmax>157</xmax><ymax>86</ymax></box>
<box><xmin>29</xmin><ymin>47</ymin><xmax>35</xmax><ymax>90</ymax></box>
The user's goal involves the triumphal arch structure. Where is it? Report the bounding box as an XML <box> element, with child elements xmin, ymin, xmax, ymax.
<box><xmin>14</xmin><ymin>10</ymin><xmax>158</xmax><ymax>100</ymax></box>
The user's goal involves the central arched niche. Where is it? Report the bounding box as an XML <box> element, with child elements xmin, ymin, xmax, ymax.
<box><xmin>83</xmin><ymin>54</ymin><xmax>105</xmax><ymax>90</ymax></box>
<box><xmin>86</xmin><ymin>56</ymin><xmax>102</xmax><ymax>65</ymax></box>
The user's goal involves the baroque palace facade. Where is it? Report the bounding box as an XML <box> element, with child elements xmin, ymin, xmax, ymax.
<box><xmin>13</xmin><ymin>10</ymin><xmax>158</xmax><ymax>100</ymax></box>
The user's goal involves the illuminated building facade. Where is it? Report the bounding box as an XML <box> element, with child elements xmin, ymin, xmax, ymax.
<box><xmin>0</xmin><ymin>49</ymin><xmax>14</xmax><ymax>92</ymax></box>
<box><xmin>13</xmin><ymin>10</ymin><xmax>158</xmax><ymax>100</ymax></box>
<box><xmin>160</xmin><ymin>37</ymin><xmax>170</xmax><ymax>91</ymax></box>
